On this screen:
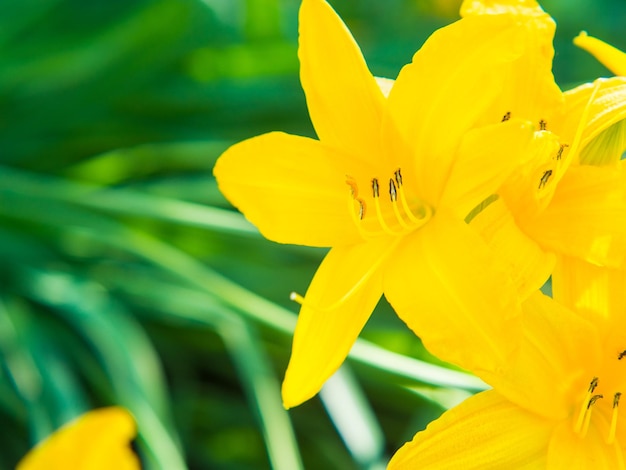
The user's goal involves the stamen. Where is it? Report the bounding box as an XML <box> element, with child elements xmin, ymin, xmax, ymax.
<box><xmin>290</xmin><ymin>292</ymin><xmax>305</xmax><ymax>304</ymax></box>
<box><xmin>539</xmin><ymin>119</ymin><xmax>547</xmax><ymax>130</ymax></box>
<box><xmin>618</xmin><ymin>350</ymin><xmax>626</xmax><ymax>360</ymax></box>
<box><xmin>556</xmin><ymin>144</ymin><xmax>569</xmax><ymax>160</ymax></box>
<box><xmin>346</xmin><ymin>177</ymin><xmax>370</xmax><ymax>239</ymax></box>
<box><xmin>538</xmin><ymin>169</ymin><xmax>553</xmax><ymax>189</ymax></box>
<box><xmin>608</xmin><ymin>392</ymin><xmax>621</xmax><ymax>444</ymax></box>
<box><xmin>372</xmin><ymin>178</ymin><xmax>398</xmax><ymax>235</ymax></box>
<box><xmin>502</xmin><ymin>111</ymin><xmax>511</xmax><ymax>122</ymax></box>
<box><xmin>394</xmin><ymin>168</ymin><xmax>423</xmax><ymax>225</ymax></box>
<box><xmin>345</xmin><ymin>169</ymin><xmax>432</xmax><ymax>239</ymax></box>
<box><xmin>581</xmin><ymin>394</ymin><xmax>604</xmax><ymax>438</ymax></box>
<box><xmin>390</xmin><ymin>179</ymin><xmax>410</xmax><ymax>230</ymax></box>
<box><xmin>575</xmin><ymin>378</ymin><xmax>599</xmax><ymax>434</ymax></box>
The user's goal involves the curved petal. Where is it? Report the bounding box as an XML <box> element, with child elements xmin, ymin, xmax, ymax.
<box><xmin>386</xmin><ymin>13</ymin><xmax>539</xmax><ymax>206</ymax></box>
<box><xmin>470</xmin><ymin>198</ymin><xmax>554</xmax><ymax>299</ymax></box>
<box><xmin>547</xmin><ymin>419</ymin><xmax>626</xmax><ymax>470</ymax></box>
<box><xmin>214</xmin><ymin>132</ymin><xmax>363</xmax><ymax>247</ymax></box>
<box><xmin>524</xmin><ymin>163</ymin><xmax>626</xmax><ymax>267</ymax></box>
<box><xmin>298</xmin><ymin>0</ymin><xmax>385</xmax><ymax>160</ymax></box>
<box><xmin>552</xmin><ymin>255</ymin><xmax>626</xmax><ymax>350</ymax></box>
<box><xmin>461</xmin><ymin>0</ymin><xmax>564</xmax><ymax>130</ymax></box>
<box><xmin>439</xmin><ymin>118</ymin><xmax>535</xmax><ymax>219</ymax></box>
<box><xmin>282</xmin><ymin>237</ymin><xmax>396</xmax><ymax>408</ymax></box>
<box><xmin>560</xmin><ymin>77</ymin><xmax>626</xmax><ymax>164</ymax></box>
<box><xmin>574</xmin><ymin>32</ymin><xmax>626</xmax><ymax>77</ymax></box>
<box><xmin>478</xmin><ymin>292</ymin><xmax>601</xmax><ymax>421</ymax></box>
<box><xmin>383</xmin><ymin>210</ymin><xmax>522</xmax><ymax>374</ymax></box>
<box><xmin>388</xmin><ymin>390</ymin><xmax>552</xmax><ymax>469</ymax></box>
<box><xmin>17</xmin><ymin>407</ymin><xmax>138</xmax><ymax>470</ymax></box>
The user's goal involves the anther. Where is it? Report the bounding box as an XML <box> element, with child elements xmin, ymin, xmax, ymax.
<box><xmin>590</xmin><ymin>377</ymin><xmax>599</xmax><ymax>393</ymax></box>
<box><xmin>502</xmin><ymin>111</ymin><xmax>511</xmax><ymax>122</ymax></box>
<box><xmin>394</xmin><ymin>168</ymin><xmax>403</xmax><ymax>187</ymax></box>
<box><xmin>609</xmin><ymin>392</ymin><xmax>621</xmax><ymax>444</ymax></box>
<box><xmin>618</xmin><ymin>350</ymin><xmax>626</xmax><ymax>360</ymax></box>
<box><xmin>538</xmin><ymin>170</ymin><xmax>552</xmax><ymax>189</ymax></box>
<box><xmin>539</xmin><ymin>119</ymin><xmax>547</xmax><ymax>130</ymax></box>
<box><xmin>556</xmin><ymin>144</ymin><xmax>569</xmax><ymax>160</ymax></box>
<box><xmin>389</xmin><ymin>179</ymin><xmax>398</xmax><ymax>202</ymax></box>
<box><xmin>588</xmin><ymin>394</ymin><xmax>604</xmax><ymax>408</ymax></box>
<box><xmin>371</xmin><ymin>178</ymin><xmax>380</xmax><ymax>198</ymax></box>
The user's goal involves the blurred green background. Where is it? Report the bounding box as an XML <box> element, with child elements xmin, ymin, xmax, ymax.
<box><xmin>1</xmin><ymin>0</ymin><xmax>624</xmax><ymax>469</ymax></box>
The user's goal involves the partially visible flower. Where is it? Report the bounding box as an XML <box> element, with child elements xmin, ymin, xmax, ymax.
<box><xmin>17</xmin><ymin>407</ymin><xmax>139</xmax><ymax>470</ymax></box>
<box><xmin>214</xmin><ymin>0</ymin><xmax>539</xmax><ymax>407</ymax></box>
<box><xmin>389</xmin><ymin>291</ymin><xmax>626</xmax><ymax>468</ymax></box>
<box><xmin>463</xmin><ymin>1</ymin><xmax>626</xmax><ymax>282</ymax></box>
<box><xmin>575</xmin><ymin>32</ymin><xmax>626</xmax><ymax>77</ymax></box>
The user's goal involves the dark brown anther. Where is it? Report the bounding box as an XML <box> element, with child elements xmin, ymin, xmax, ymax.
<box><xmin>538</xmin><ymin>169</ymin><xmax>553</xmax><ymax>189</ymax></box>
<box><xmin>394</xmin><ymin>168</ymin><xmax>403</xmax><ymax>187</ymax></box>
<box><xmin>389</xmin><ymin>179</ymin><xmax>398</xmax><ymax>202</ymax></box>
<box><xmin>502</xmin><ymin>111</ymin><xmax>511</xmax><ymax>122</ymax></box>
<box><xmin>615</xmin><ymin>392</ymin><xmax>622</xmax><ymax>408</ymax></box>
<box><xmin>539</xmin><ymin>119</ymin><xmax>547</xmax><ymax>130</ymax></box>
<box><xmin>589</xmin><ymin>377</ymin><xmax>599</xmax><ymax>393</ymax></box>
<box><xmin>588</xmin><ymin>394</ymin><xmax>604</xmax><ymax>409</ymax></box>
<box><xmin>371</xmin><ymin>178</ymin><xmax>380</xmax><ymax>198</ymax></box>
<box><xmin>619</xmin><ymin>350</ymin><xmax>626</xmax><ymax>360</ymax></box>
<box><xmin>556</xmin><ymin>143</ymin><xmax>569</xmax><ymax>160</ymax></box>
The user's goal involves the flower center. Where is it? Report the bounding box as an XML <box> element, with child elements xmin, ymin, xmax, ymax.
<box><xmin>345</xmin><ymin>168</ymin><xmax>431</xmax><ymax>240</ymax></box>
<box><xmin>573</xmin><ymin>349</ymin><xmax>626</xmax><ymax>444</ymax></box>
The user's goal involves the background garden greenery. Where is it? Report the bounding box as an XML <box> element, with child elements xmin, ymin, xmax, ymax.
<box><xmin>1</xmin><ymin>0</ymin><xmax>624</xmax><ymax>468</ymax></box>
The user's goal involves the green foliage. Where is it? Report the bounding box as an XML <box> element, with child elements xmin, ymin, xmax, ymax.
<box><xmin>0</xmin><ymin>0</ymin><xmax>623</xmax><ymax>469</ymax></box>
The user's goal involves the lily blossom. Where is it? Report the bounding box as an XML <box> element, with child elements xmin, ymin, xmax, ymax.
<box><xmin>389</xmin><ymin>291</ymin><xmax>626</xmax><ymax>468</ymax></box>
<box><xmin>214</xmin><ymin>0</ymin><xmax>538</xmax><ymax>407</ymax></box>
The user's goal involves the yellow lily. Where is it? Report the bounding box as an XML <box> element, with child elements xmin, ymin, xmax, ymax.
<box><xmin>17</xmin><ymin>407</ymin><xmax>139</xmax><ymax>470</ymax></box>
<box><xmin>389</xmin><ymin>291</ymin><xmax>626</xmax><ymax>468</ymax></box>
<box><xmin>464</xmin><ymin>1</ymin><xmax>626</xmax><ymax>280</ymax></box>
<box><xmin>214</xmin><ymin>0</ymin><xmax>538</xmax><ymax>407</ymax></box>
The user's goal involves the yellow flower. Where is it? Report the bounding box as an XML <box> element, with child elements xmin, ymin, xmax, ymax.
<box><xmin>389</xmin><ymin>291</ymin><xmax>626</xmax><ymax>468</ymax></box>
<box><xmin>575</xmin><ymin>32</ymin><xmax>626</xmax><ymax>77</ymax></box>
<box><xmin>16</xmin><ymin>407</ymin><xmax>139</xmax><ymax>470</ymax></box>
<box><xmin>464</xmin><ymin>1</ymin><xmax>626</xmax><ymax>282</ymax></box>
<box><xmin>214</xmin><ymin>0</ymin><xmax>538</xmax><ymax>407</ymax></box>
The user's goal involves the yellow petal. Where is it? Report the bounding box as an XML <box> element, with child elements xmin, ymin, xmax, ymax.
<box><xmin>388</xmin><ymin>390</ymin><xmax>552</xmax><ymax>469</ymax></box>
<box><xmin>17</xmin><ymin>407</ymin><xmax>138</xmax><ymax>470</ymax></box>
<box><xmin>547</xmin><ymin>420</ymin><xmax>626</xmax><ymax>470</ymax></box>
<box><xmin>386</xmin><ymin>13</ymin><xmax>526</xmax><ymax>206</ymax></box>
<box><xmin>470</xmin><ymin>198</ymin><xmax>554</xmax><ymax>298</ymax></box>
<box><xmin>461</xmin><ymin>0</ymin><xmax>564</xmax><ymax>130</ymax></box>
<box><xmin>560</xmin><ymin>77</ymin><xmax>626</xmax><ymax>165</ymax></box>
<box><xmin>282</xmin><ymin>237</ymin><xmax>395</xmax><ymax>408</ymax></box>
<box><xmin>298</xmin><ymin>0</ymin><xmax>385</xmax><ymax>159</ymax></box>
<box><xmin>574</xmin><ymin>31</ymin><xmax>626</xmax><ymax>77</ymax></box>
<box><xmin>552</xmin><ymin>255</ymin><xmax>626</xmax><ymax>348</ymax></box>
<box><xmin>439</xmin><ymin>118</ymin><xmax>534</xmax><ymax>219</ymax></box>
<box><xmin>478</xmin><ymin>292</ymin><xmax>601</xmax><ymax>421</ymax></box>
<box><xmin>383</xmin><ymin>210</ymin><xmax>522</xmax><ymax>373</ymax></box>
<box><xmin>523</xmin><ymin>162</ymin><xmax>626</xmax><ymax>267</ymax></box>
<box><xmin>214</xmin><ymin>132</ymin><xmax>363</xmax><ymax>247</ymax></box>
